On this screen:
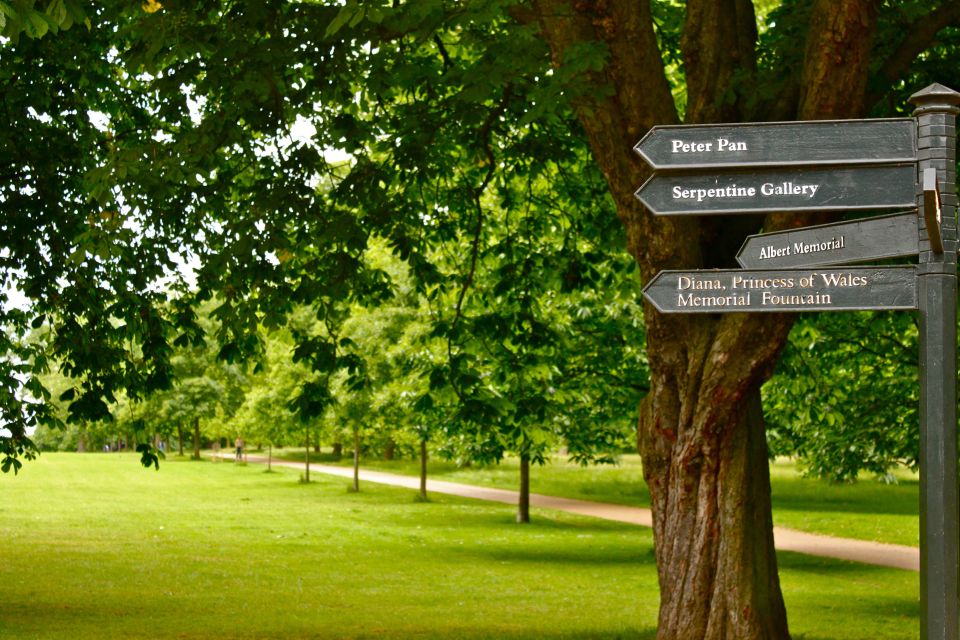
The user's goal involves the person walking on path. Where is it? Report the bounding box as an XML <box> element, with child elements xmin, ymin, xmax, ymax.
<box><xmin>234</xmin><ymin>437</ymin><xmax>244</xmax><ymax>462</ymax></box>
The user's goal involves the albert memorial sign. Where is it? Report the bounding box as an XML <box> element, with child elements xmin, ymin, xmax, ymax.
<box><xmin>635</xmin><ymin>84</ymin><xmax>960</xmax><ymax>640</ymax></box>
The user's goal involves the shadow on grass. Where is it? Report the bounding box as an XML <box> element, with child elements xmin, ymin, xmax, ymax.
<box><xmin>447</xmin><ymin>630</ymin><xmax>657</xmax><ymax>640</ymax></box>
<box><xmin>772</xmin><ymin>479</ymin><xmax>918</xmax><ymax>518</ymax></box>
<box><xmin>778</xmin><ymin>551</ymin><xmax>919</xmax><ymax>638</ymax></box>
<box><xmin>778</xmin><ymin>549</ymin><xmax>919</xmax><ymax>578</ymax></box>
<box><xmin>461</xmin><ymin>544</ymin><xmax>658</xmax><ymax>567</ymax></box>
<box><xmin>383</xmin><ymin>503</ymin><xmax>650</xmax><ymax>535</ymax></box>
<box><xmin>285</xmin><ymin>625</ymin><xmax>658</xmax><ymax>640</ymax></box>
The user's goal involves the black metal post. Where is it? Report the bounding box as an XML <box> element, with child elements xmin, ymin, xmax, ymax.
<box><xmin>911</xmin><ymin>83</ymin><xmax>960</xmax><ymax>640</ymax></box>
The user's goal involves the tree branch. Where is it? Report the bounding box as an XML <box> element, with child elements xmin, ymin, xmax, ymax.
<box><xmin>432</xmin><ymin>34</ymin><xmax>453</xmax><ymax>71</ymax></box>
<box><xmin>866</xmin><ymin>1</ymin><xmax>960</xmax><ymax>109</ymax></box>
<box><xmin>797</xmin><ymin>0</ymin><xmax>880</xmax><ymax>119</ymax></box>
<box><xmin>451</xmin><ymin>86</ymin><xmax>512</xmax><ymax>328</ymax></box>
<box><xmin>683</xmin><ymin>0</ymin><xmax>758</xmax><ymax>123</ymax></box>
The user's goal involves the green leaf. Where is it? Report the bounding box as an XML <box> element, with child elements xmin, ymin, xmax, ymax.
<box><xmin>46</xmin><ymin>0</ymin><xmax>67</xmax><ymax>25</ymax></box>
<box><xmin>137</xmin><ymin>443</ymin><xmax>164</xmax><ymax>470</ymax></box>
<box><xmin>324</xmin><ymin>3</ymin><xmax>360</xmax><ymax>38</ymax></box>
<box><xmin>26</xmin><ymin>11</ymin><xmax>50</xmax><ymax>38</ymax></box>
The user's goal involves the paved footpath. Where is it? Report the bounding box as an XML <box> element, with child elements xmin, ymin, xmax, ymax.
<box><xmin>227</xmin><ymin>454</ymin><xmax>919</xmax><ymax>572</ymax></box>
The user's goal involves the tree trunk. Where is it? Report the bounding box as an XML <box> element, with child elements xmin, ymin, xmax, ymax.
<box><xmin>191</xmin><ymin>417</ymin><xmax>201</xmax><ymax>460</ymax></box>
<box><xmin>267</xmin><ymin>444</ymin><xmax>272</xmax><ymax>472</ymax></box>
<box><xmin>332</xmin><ymin>441</ymin><xmax>343</xmax><ymax>460</ymax></box>
<box><xmin>304</xmin><ymin>428</ymin><xmax>311</xmax><ymax>483</ymax></box>
<box><xmin>531</xmin><ymin>1</ymin><xmax>882</xmax><ymax>637</ymax></box>
<box><xmin>384</xmin><ymin>438</ymin><xmax>396</xmax><ymax>461</ymax></box>
<box><xmin>177</xmin><ymin>422</ymin><xmax>184</xmax><ymax>457</ymax></box>
<box><xmin>641</xmin><ymin>388</ymin><xmax>787</xmax><ymax>639</ymax></box>
<box><xmin>352</xmin><ymin>429</ymin><xmax>360</xmax><ymax>492</ymax></box>
<box><xmin>517</xmin><ymin>453</ymin><xmax>530</xmax><ymax>524</ymax></box>
<box><xmin>419</xmin><ymin>437</ymin><xmax>428</xmax><ymax>501</ymax></box>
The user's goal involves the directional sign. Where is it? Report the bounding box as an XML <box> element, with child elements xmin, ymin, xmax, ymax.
<box><xmin>634</xmin><ymin>118</ymin><xmax>916</xmax><ymax>170</ymax></box>
<box><xmin>635</xmin><ymin>164</ymin><xmax>917</xmax><ymax>216</ymax></box>
<box><xmin>736</xmin><ymin>212</ymin><xmax>919</xmax><ymax>269</ymax></box>
<box><xmin>642</xmin><ymin>266</ymin><xmax>918</xmax><ymax>313</ymax></box>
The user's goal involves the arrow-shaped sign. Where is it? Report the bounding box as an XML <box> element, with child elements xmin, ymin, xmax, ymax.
<box><xmin>634</xmin><ymin>118</ymin><xmax>916</xmax><ymax>170</ymax></box>
<box><xmin>736</xmin><ymin>212</ymin><xmax>919</xmax><ymax>269</ymax></box>
<box><xmin>642</xmin><ymin>266</ymin><xmax>918</xmax><ymax>314</ymax></box>
<box><xmin>635</xmin><ymin>165</ymin><xmax>918</xmax><ymax>216</ymax></box>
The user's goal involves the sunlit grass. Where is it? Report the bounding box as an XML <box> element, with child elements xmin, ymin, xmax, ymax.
<box><xmin>270</xmin><ymin>448</ymin><xmax>919</xmax><ymax>547</ymax></box>
<box><xmin>0</xmin><ymin>453</ymin><xmax>918</xmax><ymax>639</ymax></box>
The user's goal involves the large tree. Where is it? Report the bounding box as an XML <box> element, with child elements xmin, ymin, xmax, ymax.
<box><xmin>528</xmin><ymin>1</ymin><xmax>960</xmax><ymax>638</ymax></box>
<box><xmin>533</xmin><ymin>0</ymin><xmax>960</xmax><ymax>639</ymax></box>
<box><xmin>4</xmin><ymin>2</ymin><xmax>960</xmax><ymax>639</ymax></box>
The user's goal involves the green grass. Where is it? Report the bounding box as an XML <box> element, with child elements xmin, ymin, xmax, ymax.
<box><xmin>769</xmin><ymin>461</ymin><xmax>918</xmax><ymax>547</ymax></box>
<box><xmin>0</xmin><ymin>453</ymin><xmax>918</xmax><ymax>639</ymax></box>
<box><xmin>270</xmin><ymin>449</ymin><xmax>920</xmax><ymax>547</ymax></box>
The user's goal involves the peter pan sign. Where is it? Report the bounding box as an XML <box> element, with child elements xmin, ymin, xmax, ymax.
<box><xmin>633</xmin><ymin>118</ymin><xmax>916</xmax><ymax>169</ymax></box>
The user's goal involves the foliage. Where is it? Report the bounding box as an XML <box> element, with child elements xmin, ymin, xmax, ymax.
<box><xmin>232</xmin><ymin>333</ymin><xmax>308</xmax><ymax>450</ymax></box>
<box><xmin>764</xmin><ymin>311</ymin><xmax>920</xmax><ymax>482</ymax></box>
<box><xmin>0</xmin><ymin>0</ymin><xmax>89</xmax><ymax>42</ymax></box>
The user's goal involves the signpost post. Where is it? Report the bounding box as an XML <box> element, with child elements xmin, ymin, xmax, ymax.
<box><xmin>910</xmin><ymin>84</ymin><xmax>960</xmax><ymax>640</ymax></box>
<box><xmin>635</xmin><ymin>83</ymin><xmax>960</xmax><ymax>640</ymax></box>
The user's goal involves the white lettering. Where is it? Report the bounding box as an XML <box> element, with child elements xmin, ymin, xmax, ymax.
<box><xmin>761</xmin><ymin>291</ymin><xmax>832</xmax><ymax>306</ymax></box>
<box><xmin>671</xmin><ymin>139</ymin><xmax>714</xmax><ymax>153</ymax></box>
<box><xmin>760</xmin><ymin>182</ymin><xmax>821</xmax><ymax>197</ymax></box>
<box><xmin>716</xmin><ymin>138</ymin><xmax>747</xmax><ymax>152</ymax></box>
<box><xmin>820</xmin><ymin>272</ymin><xmax>868</xmax><ymax>287</ymax></box>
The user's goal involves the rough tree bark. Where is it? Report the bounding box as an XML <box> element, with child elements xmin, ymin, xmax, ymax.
<box><xmin>352</xmin><ymin>428</ymin><xmax>361</xmax><ymax>492</ymax></box>
<box><xmin>191</xmin><ymin>417</ymin><xmax>201</xmax><ymax>460</ymax></box>
<box><xmin>517</xmin><ymin>453</ymin><xmax>531</xmax><ymax>524</ymax></box>
<box><xmin>531</xmin><ymin>0</ymin><xmax>886</xmax><ymax>638</ymax></box>
<box><xmin>419</xmin><ymin>437</ymin><xmax>428</xmax><ymax>501</ymax></box>
<box><xmin>304</xmin><ymin>427</ymin><xmax>311</xmax><ymax>483</ymax></box>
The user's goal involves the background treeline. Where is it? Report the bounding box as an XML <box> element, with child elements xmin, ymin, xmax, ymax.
<box><xmin>32</xmin><ymin>237</ymin><xmax>925</xmax><ymax>485</ymax></box>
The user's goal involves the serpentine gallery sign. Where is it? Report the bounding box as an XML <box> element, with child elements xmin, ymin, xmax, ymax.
<box><xmin>635</xmin><ymin>84</ymin><xmax>960</xmax><ymax>640</ymax></box>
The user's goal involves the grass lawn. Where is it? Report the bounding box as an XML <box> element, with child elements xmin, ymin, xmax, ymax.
<box><xmin>0</xmin><ymin>453</ymin><xmax>918</xmax><ymax>639</ymax></box>
<box><xmin>273</xmin><ymin>449</ymin><xmax>919</xmax><ymax>547</ymax></box>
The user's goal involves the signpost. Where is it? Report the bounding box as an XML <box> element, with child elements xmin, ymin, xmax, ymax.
<box><xmin>635</xmin><ymin>164</ymin><xmax>917</xmax><ymax>215</ymax></box>
<box><xmin>634</xmin><ymin>118</ymin><xmax>916</xmax><ymax>170</ymax></box>
<box><xmin>635</xmin><ymin>83</ymin><xmax>960</xmax><ymax>640</ymax></box>
<box><xmin>736</xmin><ymin>212</ymin><xmax>919</xmax><ymax>268</ymax></box>
<box><xmin>642</xmin><ymin>266</ymin><xmax>918</xmax><ymax>314</ymax></box>
<box><xmin>911</xmin><ymin>84</ymin><xmax>959</xmax><ymax>640</ymax></box>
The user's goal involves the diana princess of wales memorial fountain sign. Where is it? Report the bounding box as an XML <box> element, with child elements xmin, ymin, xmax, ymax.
<box><xmin>635</xmin><ymin>84</ymin><xmax>960</xmax><ymax>640</ymax></box>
